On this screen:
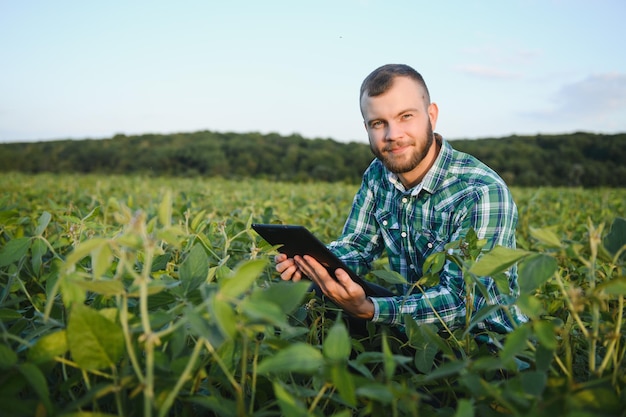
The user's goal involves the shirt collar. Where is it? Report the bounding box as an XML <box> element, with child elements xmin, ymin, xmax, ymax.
<box><xmin>421</xmin><ymin>133</ymin><xmax>452</xmax><ymax>194</ymax></box>
<box><xmin>387</xmin><ymin>171</ymin><xmax>423</xmax><ymax>196</ymax></box>
<box><xmin>385</xmin><ymin>133</ymin><xmax>450</xmax><ymax>196</ymax></box>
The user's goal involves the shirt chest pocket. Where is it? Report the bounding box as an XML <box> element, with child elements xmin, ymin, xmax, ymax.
<box><xmin>375</xmin><ymin>211</ymin><xmax>402</xmax><ymax>256</ymax></box>
<box><xmin>375</xmin><ymin>209</ymin><xmax>454</xmax><ymax>259</ymax></box>
<box><xmin>410</xmin><ymin>211</ymin><xmax>453</xmax><ymax>259</ymax></box>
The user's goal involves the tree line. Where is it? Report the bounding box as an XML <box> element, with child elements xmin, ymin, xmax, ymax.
<box><xmin>0</xmin><ymin>130</ymin><xmax>624</xmax><ymax>187</ymax></box>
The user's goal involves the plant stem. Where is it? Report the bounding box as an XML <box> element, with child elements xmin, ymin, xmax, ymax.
<box><xmin>248</xmin><ymin>339</ymin><xmax>260</xmax><ymax>416</ymax></box>
<box><xmin>158</xmin><ymin>339</ymin><xmax>203</xmax><ymax>417</ymax></box>
<box><xmin>138</xmin><ymin>244</ymin><xmax>156</xmax><ymax>417</ymax></box>
<box><xmin>203</xmin><ymin>339</ymin><xmax>245</xmax><ymax>415</ymax></box>
<box><xmin>118</xmin><ymin>292</ymin><xmax>145</xmax><ymax>384</ymax></box>
<box><xmin>553</xmin><ymin>273</ymin><xmax>589</xmax><ymax>338</ymax></box>
<box><xmin>308</xmin><ymin>383</ymin><xmax>332</xmax><ymax>413</ymax></box>
<box><xmin>597</xmin><ymin>295</ymin><xmax>623</xmax><ymax>376</ymax></box>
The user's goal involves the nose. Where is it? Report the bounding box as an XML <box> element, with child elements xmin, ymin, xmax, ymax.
<box><xmin>385</xmin><ymin>121</ymin><xmax>403</xmax><ymax>141</ymax></box>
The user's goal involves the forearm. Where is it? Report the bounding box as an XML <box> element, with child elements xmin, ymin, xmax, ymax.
<box><xmin>370</xmin><ymin>284</ymin><xmax>465</xmax><ymax>329</ymax></box>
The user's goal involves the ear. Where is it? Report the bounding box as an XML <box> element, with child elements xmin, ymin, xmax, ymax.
<box><xmin>428</xmin><ymin>102</ymin><xmax>439</xmax><ymax>131</ymax></box>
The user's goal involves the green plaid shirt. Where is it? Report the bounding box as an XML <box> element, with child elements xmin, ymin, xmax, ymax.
<box><xmin>328</xmin><ymin>136</ymin><xmax>526</xmax><ymax>333</ymax></box>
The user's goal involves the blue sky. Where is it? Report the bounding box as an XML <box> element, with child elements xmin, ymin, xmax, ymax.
<box><xmin>1</xmin><ymin>0</ymin><xmax>625</xmax><ymax>143</ymax></box>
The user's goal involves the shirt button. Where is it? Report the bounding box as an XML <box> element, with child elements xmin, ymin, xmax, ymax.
<box><xmin>402</xmin><ymin>197</ymin><xmax>408</xmax><ymax>204</ymax></box>
<box><xmin>401</xmin><ymin>232</ymin><xmax>407</xmax><ymax>238</ymax></box>
<box><xmin>409</xmin><ymin>264</ymin><xmax>415</xmax><ymax>270</ymax></box>
<box><xmin>382</xmin><ymin>220</ymin><xmax>388</xmax><ymax>226</ymax></box>
<box><xmin>427</xmin><ymin>242</ymin><xmax>433</xmax><ymax>249</ymax></box>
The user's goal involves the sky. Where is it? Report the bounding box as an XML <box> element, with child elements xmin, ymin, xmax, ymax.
<box><xmin>1</xmin><ymin>0</ymin><xmax>625</xmax><ymax>144</ymax></box>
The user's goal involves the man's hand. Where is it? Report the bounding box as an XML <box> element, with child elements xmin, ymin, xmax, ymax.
<box><xmin>275</xmin><ymin>253</ymin><xmax>305</xmax><ymax>282</ymax></box>
<box><xmin>294</xmin><ymin>255</ymin><xmax>374</xmax><ymax>320</ymax></box>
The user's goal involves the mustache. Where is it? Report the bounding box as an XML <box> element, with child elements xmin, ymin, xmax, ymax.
<box><xmin>382</xmin><ymin>142</ymin><xmax>411</xmax><ymax>152</ymax></box>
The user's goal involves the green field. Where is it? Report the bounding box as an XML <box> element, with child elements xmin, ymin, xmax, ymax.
<box><xmin>1</xmin><ymin>173</ymin><xmax>625</xmax><ymax>417</ymax></box>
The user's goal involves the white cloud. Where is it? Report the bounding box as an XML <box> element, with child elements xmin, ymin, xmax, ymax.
<box><xmin>529</xmin><ymin>73</ymin><xmax>626</xmax><ymax>122</ymax></box>
<box><xmin>456</xmin><ymin>65</ymin><xmax>522</xmax><ymax>80</ymax></box>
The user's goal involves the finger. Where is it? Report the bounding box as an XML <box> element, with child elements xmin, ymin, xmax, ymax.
<box><xmin>298</xmin><ymin>255</ymin><xmax>339</xmax><ymax>294</ymax></box>
<box><xmin>292</xmin><ymin>269</ymin><xmax>303</xmax><ymax>282</ymax></box>
<box><xmin>276</xmin><ymin>258</ymin><xmax>295</xmax><ymax>274</ymax></box>
<box><xmin>274</xmin><ymin>253</ymin><xmax>288</xmax><ymax>263</ymax></box>
<box><xmin>335</xmin><ymin>268</ymin><xmax>363</xmax><ymax>297</ymax></box>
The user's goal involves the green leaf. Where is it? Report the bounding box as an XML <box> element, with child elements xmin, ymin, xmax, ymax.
<box><xmin>465</xmin><ymin>304</ymin><xmax>502</xmax><ymax>335</ymax></box>
<box><xmin>272</xmin><ymin>382</ymin><xmax>309</xmax><ymax>417</ymax></box>
<box><xmin>67</xmin><ymin>304</ymin><xmax>124</xmax><ymax>371</ymax></box>
<box><xmin>0</xmin><ymin>237</ymin><xmax>31</xmax><ymax>267</ymax></box>
<box><xmin>65</xmin><ymin>238</ymin><xmax>109</xmax><ymax>267</ymax></box>
<box><xmin>0</xmin><ymin>308</ymin><xmax>23</xmax><ymax>321</ymax></box>
<box><xmin>212</xmin><ymin>296</ymin><xmax>237</xmax><ymax>339</ymax></box>
<box><xmin>190</xmin><ymin>209</ymin><xmax>207</xmax><ymax>232</ymax></box>
<box><xmin>220</xmin><ymin>259</ymin><xmax>266</xmax><ymax>299</ymax></box>
<box><xmin>500</xmin><ymin>323</ymin><xmax>531</xmax><ymax>363</ymax></box>
<box><xmin>35</xmin><ymin>211</ymin><xmax>52</xmax><ymax>236</ymax></box>
<box><xmin>423</xmin><ymin>251</ymin><xmax>446</xmax><ymax>274</ymax></box>
<box><xmin>571</xmin><ymin>386</ymin><xmax>621</xmax><ymax>414</ymax></box>
<box><xmin>382</xmin><ymin>332</ymin><xmax>396</xmax><ymax>378</ymax></box>
<box><xmin>453</xmin><ymin>399</ymin><xmax>474</xmax><ymax>417</ymax></box>
<box><xmin>60</xmin><ymin>273</ymin><xmax>87</xmax><ymax>308</ymax></box>
<box><xmin>158</xmin><ymin>189</ymin><xmax>172</xmax><ymax>226</ymax></box>
<box><xmin>240</xmin><ymin>299</ymin><xmax>288</xmax><ymax>328</ymax></box>
<box><xmin>597</xmin><ymin>277</ymin><xmax>626</xmax><ymax>296</ymax></box>
<box><xmin>81</xmin><ymin>206</ymin><xmax>101</xmax><ymax>222</ymax></box>
<box><xmin>371</xmin><ymin>269</ymin><xmax>408</xmax><ymax>284</ymax></box>
<box><xmin>330</xmin><ymin>363</ymin><xmax>356</xmax><ymax>406</ymax></box>
<box><xmin>323</xmin><ymin>320</ymin><xmax>351</xmax><ymax>361</ymax></box>
<box><xmin>91</xmin><ymin>241</ymin><xmax>113</xmax><ymax>280</ymax></box>
<box><xmin>257</xmin><ymin>343</ymin><xmax>323</xmax><ymax>375</ymax></box>
<box><xmin>603</xmin><ymin>217</ymin><xmax>626</xmax><ymax>258</ymax></box>
<box><xmin>518</xmin><ymin>254</ymin><xmax>557</xmax><ymax>294</ymax></box>
<box><xmin>515</xmin><ymin>294</ymin><xmax>545</xmax><ymax>320</ymax></box>
<box><xmin>533</xmin><ymin>320</ymin><xmax>557</xmax><ymax>350</ymax></box>
<box><xmin>179</xmin><ymin>244</ymin><xmax>209</xmax><ymax>295</ymax></box>
<box><xmin>530</xmin><ymin>227</ymin><xmax>563</xmax><ymax>248</ymax></box>
<box><xmin>469</xmin><ymin>246</ymin><xmax>530</xmax><ymax>277</ymax></box>
<box><xmin>406</xmin><ymin>317</ymin><xmax>454</xmax><ymax>357</ymax></box>
<box><xmin>187</xmin><ymin>396</ymin><xmax>237</xmax><ymax>417</ymax></box>
<box><xmin>184</xmin><ymin>306</ymin><xmax>225</xmax><ymax>349</ymax></box>
<box><xmin>250</xmin><ymin>280</ymin><xmax>311</xmax><ymax>314</ymax></box>
<box><xmin>0</xmin><ymin>344</ymin><xmax>18</xmax><ymax>369</ymax></box>
<box><xmin>16</xmin><ymin>363</ymin><xmax>52</xmax><ymax>412</ymax></box>
<box><xmin>70</xmin><ymin>278</ymin><xmax>125</xmax><ymax>297</ymax></box>
<box><xmin>423</xmin><ymin>359</ymin><xmax>467</xmax><ymax>382</ymax></box>
<box><xmin>28</xmin><ymin>330</ymin><xmax>68</xmax><ymax>364</ymax></box>
<box><xmin>411</xmin><ymin>331</ymin><xmax>439</xmax><ymax>374</ymax></box>
<box><xmin>31</xmin><ymin>237</ymin><xmax>47</xmax><ymax>272</ymax></box>
<box><xmin>520</xmin><ymin>370</ymin><xmax>547</xmax><ymax>397</ymax></box>
<box><xmin>355</xmin><ymin>383</ymin><xmax>394</xmax><ymax>404</ymax></box>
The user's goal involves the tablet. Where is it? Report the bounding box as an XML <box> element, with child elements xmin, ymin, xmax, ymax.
<box><xmin>251</xmin><ymin>223</ymin><xmax>381</xmax><ymax>297</ymax></box>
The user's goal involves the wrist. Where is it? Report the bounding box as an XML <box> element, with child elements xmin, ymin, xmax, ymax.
<box><xmin>355</xmin><ymin>297</ymin><xmax>375</xmax><ymax>320</ymax></box>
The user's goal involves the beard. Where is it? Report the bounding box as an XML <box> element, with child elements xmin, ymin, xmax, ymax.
<box><xmin>370</xmin><ymin>121</ymin><xmax>435</xmax><ymax>174</ymax></box>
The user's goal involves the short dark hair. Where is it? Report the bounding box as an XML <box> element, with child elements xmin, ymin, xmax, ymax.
<box><xmin>359</xmin><ymin>64</ymin><xmax>430</xmax><ymax>103</ymax></box>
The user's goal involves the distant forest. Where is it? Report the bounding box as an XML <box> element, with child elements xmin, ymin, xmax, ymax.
<box><xmin>1</xmin><ymin>131</ymin><xmax>624</xmax><ymax>187</ymax></box>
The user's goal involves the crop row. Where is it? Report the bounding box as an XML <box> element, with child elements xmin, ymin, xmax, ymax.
<box><xmin>0</xmin><ymin>173</ymin><xmax>625</xmax><ymax>416</ymax></box>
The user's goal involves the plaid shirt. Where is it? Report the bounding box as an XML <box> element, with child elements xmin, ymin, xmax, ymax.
<box><xmin>328</xmin><ymin>136</ymin><xmax>526</xmax><ymax>333</ymax></box>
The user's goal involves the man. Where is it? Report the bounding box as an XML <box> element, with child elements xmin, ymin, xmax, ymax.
<box><xmin>276</xmin><ymin>64</ymin><xmax>525</xmax><ymax>335</ymax></box>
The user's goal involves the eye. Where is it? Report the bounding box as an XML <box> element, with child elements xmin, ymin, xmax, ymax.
<box><xmin>370</xmin><ymin>120</ymin><xmax>384</xmax><ymax>128</ymax></box>
<box><xmin>401</xmin><ymin>113</ymin><xmax>414</xmax><ymax>120</ymax></box>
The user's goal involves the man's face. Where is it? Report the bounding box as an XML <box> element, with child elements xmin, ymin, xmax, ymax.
<box><xmin>361</xmin><ymin>76</ymin><xmax>438</xmax><ymax>179</ymax></box>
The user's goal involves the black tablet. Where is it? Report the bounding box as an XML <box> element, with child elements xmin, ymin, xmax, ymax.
<box><xmin>251</xmin><ymin>223</ymin><xmax>381</xmax><ymax>297</ymax></box>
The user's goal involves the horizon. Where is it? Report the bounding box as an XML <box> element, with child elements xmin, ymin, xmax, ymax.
<box><xmin>1</xmin><ymin>128</ymin><xmax>622</xmax><ymax>147</ymax></box>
